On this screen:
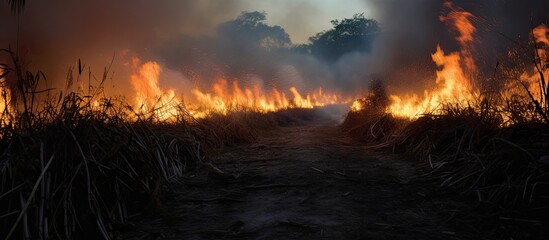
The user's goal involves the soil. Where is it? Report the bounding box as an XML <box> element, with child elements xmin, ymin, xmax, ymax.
<box><xmin>122</xmin><ymin>118</ymin><xmax>495</xmax><ymax>240</ymax></box>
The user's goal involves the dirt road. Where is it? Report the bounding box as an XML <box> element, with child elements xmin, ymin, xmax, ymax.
<box><xmin>124</xmin><ymin>119</ymin><xmax>481</xmax><ymax>239</ymax></box>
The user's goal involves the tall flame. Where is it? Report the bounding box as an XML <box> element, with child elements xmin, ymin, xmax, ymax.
<box><xmin>508</xmin><ymin>24</ymin><xmax>549</xmax><ymax>103</ymax></box>
<box><xmin>439</xmin><ymin>1</ymin><xmax>477</xmax><ymax>72</ymax></box>
<box><xmin>130</xmin><ymin>58</ymin><xmax>181</xmax><ymax>121</ymax></box>
<box><xmin>384</xmin><ymin>1</ymin><xmax>478</xmax><ymax>118</ymax></box>
<box><xmin>0</xmin><ymin>69</ymin><xmax>8</xmax><ymax>117</ymax></box>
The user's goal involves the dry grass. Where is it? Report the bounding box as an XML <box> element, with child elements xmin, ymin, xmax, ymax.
<box><xmin>0</xmin><ymin>49</ymin><xmax>282</xmax><ymax>239</ymax></box>
<box><xmin>343</xmin><ymin>38</ymin><xmax>549</xmax><ymax>229</ymax></box>
<box><xmin>344</xmin><ymin>102</ymin><xmax>549</xmax><ymax>238</ymax></box>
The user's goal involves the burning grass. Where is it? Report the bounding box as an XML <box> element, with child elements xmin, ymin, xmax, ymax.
<box><xmin>344</xmin><ymin>61</ymin><xmax>549</xmax><ymax>239</ymax></box>
<box><xmin>0</xmin><ymin>41</ymin><xmax>351</xmax><ymax>238</ymax></box>
<box><xmin>0</xmin><ymin>49</ymin><xmax>297</xmax><ymax>239</ymax></box>
<box><xmin>1</xmin><ymin>2</ymin><xmax>547</xmax><ymax>238</ymax></box>
<box><xmin>343</xmin><ymin>21</ymin><xmax>549</xmax><ymax>235</ymax></box>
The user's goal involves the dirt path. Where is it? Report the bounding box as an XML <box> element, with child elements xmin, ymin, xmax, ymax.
<box><xmin>124</xmin><ymin>120</ymin><xmax>478</xmax><ymax>240</ymax></box>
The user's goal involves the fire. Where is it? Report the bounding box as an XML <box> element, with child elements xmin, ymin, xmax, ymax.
<box><xmin>0</xmin><ymin>68</ymin><xmax>14</xmax><ymax>127</ymax></box>
<box><xmin>388</xmin><ymin>46</ymin><xmax>477</xmax><ymax>118</ymax></box>
<box><xmin>130</xmin><ymin>59</ymin><xmax>181</xmax><ymax>121</ymax></box>
<box><xmin>129</xmin><ymin>60</ymin><xmax>348</xmax><ymax>121</ymax></box>
<box><xmin>0</xmin><ymin>69</ymin><xmax>8</xmax><ymax>118</ymax></box>
<box><xmin>506</xmin><ymin>24</ymin><xmax>549</xmax><ymax>105</ymax></box>
<box><xmin>350</xmin><ymin>99</ymin><xmax>363</xmax><ymax>112</ymax></box>
<box><xmin>355</xmin><ymin>3</ymin><xmax>545</xmax><ymax>121</ymax></box>
<box><xmin>440</xmin><ymin>2</ymin><xmax>476</xmax><ymax>47</ymax></box>
<box><xmin>439</xmin><ymin>1</ymin><xmax>477</xmax><ymax>73</ymax></box>
<box><xmin>533</xmin><ymin>24</ymin><xmax>549</xmax><ymax>46</ymax></box>
<box><xmin>190</xmin><ymin>79</ymin><xmax>345</xmax><ymax>116</ymax></box>
<box><xmin>127</xmin><ymin>2</ymin><xmax>545</xmax><ymax>122</ymax></box>
<box><xmin>383</xmin><ymin>1</ymin><xmax>478</xmax><ymax>119</ymax></box>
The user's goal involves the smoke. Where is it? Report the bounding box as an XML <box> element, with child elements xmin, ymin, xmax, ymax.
<box><xmin>1</xmin><ymin>0</ymin><xmax>547</xmax><ymax>98</ymax></box>
<box><xmin>0</xmin><ymin>0</ymin><xmax>247</xmax><ymax>94</ymax></box>
<box><xmin>364</xmin><ymin>0</ymin><xmax>548</xmax><ymax>93</ymax></box>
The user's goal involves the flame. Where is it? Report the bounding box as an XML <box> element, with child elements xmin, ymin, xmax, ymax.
<box><xmin>380</xmin><ymin>5</ymin><xmax>546</xmax><ymax>121</ymax></box>
<box><xmin>533</xmin><ymin>24</ymin><xmax>549</xmax><ymax>46</ymax></box>
<box><xmin>0</xmin><ymin>68</ymin><xmax>14</xmax><ymax>130</ymax></box>
<box><xmin>382</xmin><ymin>1</ymin><xmax>478</xmax><ymax>119</ymax></box>
<box><xmin>533</xmin><ymin>25</ymin><xmax>549</xmax><ymax>77</ymax></box>
<box><xmin>130</xmin><ymin>59</ymin><xmax>181</xmax><ymax>121</ymax></box>
<box><xmin>440</xmin><ymin>1</ymin><xmax>477</xmax><ymax>72</ymax></box>
<box><xmin>189</xmin><ymin>79</ymin><xmax>345</xmax><ymax>116</ymax></box>
<box><xmin>110</xmin><ymin>5</ymin><xmax>549</xmax><ymax>122</ymax></box>
<box><xmin>129</xmin><ymin>60</ymin><xmax>348</xmax><ymax>121</ymax></box>
<box><xmin>388</xmin><ymin>46</ymin><xmax>477</xmax><ymax>118</ymax></box>
<box><xmin>0</xmin><ymin>69</ymin><xmax>8</xmax><ymax>118</ymax></box>
<box><xmin>440</xmin><ymin>2</ymin><xmax>476</xmax><ymax>47</ymax></box>
<box><xmin>350</xmin><ymin>99</ymin><xmax>363</xmax><ymax>112</ymax></box>
<box><xmin>506</xmin><ymin>24</ymin><xmax>549</xmax><ymax>104</ymax></box>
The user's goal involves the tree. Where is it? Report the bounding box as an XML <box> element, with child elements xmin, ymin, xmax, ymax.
<box><xmin>217</xmin><ymin>11</ymin><xmax>291</xmax><ymax>50</ymax></box>
<box><xmin>212</xmin><ymin>11</ymin><xmax>292</xmax><ymax>79</ymax></box>
<box><xmin>307</xmin><ymin>13</ymin><xmax>380</xmax><ymax>61</ymax></box>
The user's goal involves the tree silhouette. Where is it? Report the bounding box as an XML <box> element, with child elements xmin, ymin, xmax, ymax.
<box><xmin>217</xmin><ymin>11</ymin><xmax>291</xmax><ymax>50</ymax></box>
<box><xmin>211</xmin><ymin>11</ymin><xmax>292</xmax><ymax>79</ymax></box>
<box><xmin>306</xmin><ymin>13</ymin><xmax>380</xmax><ymax>61</ymax></box>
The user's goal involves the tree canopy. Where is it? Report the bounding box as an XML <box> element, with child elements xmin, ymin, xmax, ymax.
<box><xmin>306</xmin><ymin>13</ymin><xmax>380</xmax><ymax>61</ymax></box>
<box><xmin>217</xmin><ymin>11</ymin><xmax>291</xmax><ymax>50</ymax></box>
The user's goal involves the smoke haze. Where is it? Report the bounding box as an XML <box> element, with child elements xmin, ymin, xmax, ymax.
<box><xmin>0</xmin><ymin>0</ymin><xmax>547</xmax><ymax>97</ymax></box>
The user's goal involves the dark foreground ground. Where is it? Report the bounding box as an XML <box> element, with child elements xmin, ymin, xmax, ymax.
<box><xmin>122</xmin><ymin>118</ymin><xmax>501</xmax><ymax>240</ymax></box>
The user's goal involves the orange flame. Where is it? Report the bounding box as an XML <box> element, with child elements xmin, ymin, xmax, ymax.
<box><xmin>440</xmin><ymin>1</ymin><xmax>477</xmax><ymax>73</ymax></box>
<box><xmin>130</xmin><ymin>59</ymin><xmax>181</xmax><ymax>121</ymax></box>
<box><xmin>129</xmin><ymin>60</ymin><xmax>349</xmax><ymax>120</ymax></box>
<box><xmin>381</xmin><ymin>1</ymin><xmax>478</xmax><ymax>119</ymax></box>
<box><xmin>388</xmin><ymin>45</ymin><xmax>477</xmax><ymax>118</ymax></box>
<box><xmin>0</xmin><ymin>69</ymin><xmax>8</xmax><ymax>117</ymax></box>
<box><xmin>190</xmin><ymin>79</ymin><xmax>345</xmax><ymax>117</ymax></box>
<box><xmin>506</xmin><ymin>24</ymin><xmax>549</xmax><ymax>103</ymax></box>
<box><xmin>533</xmin><ymin>24</ymin><xmax>549</xmax><ymax>46</ymax></box>
<box><xmin>440</xmin><ymin>2</ymin><xmax>476</xmax><ymax>48</ymax></box>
